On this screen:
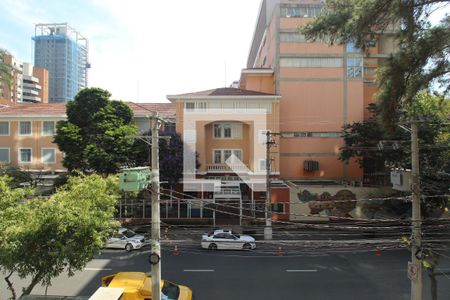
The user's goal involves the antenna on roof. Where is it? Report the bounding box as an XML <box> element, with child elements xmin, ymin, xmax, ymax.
<box><xmin>224</xmin><ymin>59</ymin><xmax>227</xmax><ymax>87</ymax></box>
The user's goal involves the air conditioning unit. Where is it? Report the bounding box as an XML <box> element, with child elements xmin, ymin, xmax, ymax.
<box><xmin>390</xmin><ymin>169</ymin><xmax>411</xmax><ymax>191</ymax></box>
<box><xmin>304</xmin><ymin>160</ymin><xmax>319</xmax><ymax>171</ymax></box>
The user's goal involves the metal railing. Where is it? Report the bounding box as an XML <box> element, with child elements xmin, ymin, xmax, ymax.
<box><xmin>206</xmin><ymin>163</ymin><xmax>250</xmax><ymax>172</ymax></box>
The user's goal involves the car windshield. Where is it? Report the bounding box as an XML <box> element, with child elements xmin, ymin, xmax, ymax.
<box><xmin>122</xmin><ymin>230</ymin><xmax>136</xmax><ymax>238</ymax></box>
<box><xmin>161</xmin><ymin>280</ymin><xmax>180</xmax><ymax>300</ymax></box>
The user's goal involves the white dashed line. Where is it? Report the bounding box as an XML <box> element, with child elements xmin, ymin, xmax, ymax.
<box><xmin>183</xmin><ymin>269</ymin><xmax>215</xmax><ymax>272</ymax></box>
<box><xmin>286</xmin><ymin>269</ymin><xmax>318</xmax><ymax>273</ymax></box>
<box><xmin>84</xmin><ymin>268</ymin><xmax>113</xmax><ymax>271</ymax></box>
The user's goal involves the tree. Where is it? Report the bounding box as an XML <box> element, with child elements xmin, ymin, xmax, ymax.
<box><xmin>341</xmin><ymin>93</ymin><xmax>449</xmax><ymax>217</ymax></box>
<box><xmin>0</xmin><ymin>48</ymin><xmax>13</xmax><ymax>94</ymax></box>
<box><xmin>0</xmin><ymin>174</ymin><xmax>120</xmax><ymax>299</ymax></box>
<box><xmin>301</xmin><ymin>0</ymin><xmax>450</xmax><ymax>131</ymax></box>
<box><xmin>130</xmin><ymin>129</ymin><xmax>200</xmax><ymax>188</ymax></box>
<box><xmin>302</xmin><ymin>4</ymin><xmax>450</xmax><ymax>297</ymax></box>
<box><xmin>54</xmin><ymin>88</ymin><xmax>137</xmax><ymax>175</ymax></box>
<box><xmin>0</xmin><ymin>165</ymin><xmax>33</xmax><ymax>188</ymax></box>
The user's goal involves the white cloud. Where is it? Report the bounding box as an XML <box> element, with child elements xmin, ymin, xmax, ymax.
<box><xmin>88</xmin><ymin>0</ymin><xmax>261</xmax><ymax>102</ymax></box>
<box><xmin>1</xmin><ymin>0</ymin><xmax>261</xmax><ymax>102</ymax></box>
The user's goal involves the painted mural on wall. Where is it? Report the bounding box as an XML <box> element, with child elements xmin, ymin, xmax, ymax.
<box><xmin>297</xmin><ymin>189</ymin><xmax>357</xmax><ymax>218</ymax></box>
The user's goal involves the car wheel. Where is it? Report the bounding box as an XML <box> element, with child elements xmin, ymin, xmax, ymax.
<box><xmin>208</xmin><ymin>243</ymin><xmax>218</xmax><ymax>250</ymax></box>
<box><xmin>243</xmin><ymin>243</ymin><xmax>252</xmax><ymax>250</ymax></box>
<box><xmin>125</xmin><ymin>243</ymin><xmax>133</xmax><ymax>252</ymax></box>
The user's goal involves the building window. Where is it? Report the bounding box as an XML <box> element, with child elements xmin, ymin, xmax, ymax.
<box><xmin>280</xmin><ymin>33</ymin><xmax>307</xmax><ymax>43</ymax></box>
<box><xmin>281</xmin><ymin>6</ymin><xmax>323</xmax><ymax>18</ymax></box>
<box><xmin>212</xmin><ymin>123</ymin><xmax>242</xmax><ymax>139</ymax></box>
<box><xmin>19</xmin><ymin>121</ymin><xmax>32</xmax><ymax>135</ymax></box>
<box><xmin>197</xmin><ymin>102</ymin><xmax>207</xmax><ymax>111</ymax></box>
<box><xmin>259</xmin><ymin>159</ymin><xmax>267</xmax><ymax>171</ymax></box>
<box><xmin>223</xmin><ymin>124</ymin><xmax>232</xmax><ymax>138</ymax></box>
<box><xmin>259</xmin><ymin>130</ymin><xmax>271</xmax><ymax>144</ymax></box>
<box><xmin>41</xmin><ymin>148</ymin><xmax>56</xmax><ymax>163</ymax></box>
<box><xmin>19</xmin><ymin>148</ymin><xmax>32</xmax><ymax>163</ymax></box>
<box><xmin>304</xmin><ymin>160</ymin><xmax>320</xmax><ymax>171</ymax></box>
<box><xmin>42</xmin><ymin>121</ymin><xmax>56</xmax><ymax>136</ymax></box>
<box><xmin>214</xmin><ymin>124</ymin><xmax>222</xmax><ymax>138</ymax></box>
<box><xmin>347</xmin><ymin>58</ymin><xmax>363</xmax><ymax>78</ymax></box>
<box><xmin>0</xmin><ymin>148</ymin><xmax>10</xmax><ymax>163</ymax></box>
<box><xmin>364</xmin><ymin>67</ymin><xmax>377</xmax><ymax>75</ymax></box>
<box><xmin>185</xmin><ymin>102</ymin><xmax>195</xmax><ymax>111</ymax></box>
<box><xmin>0</xmin><ymin>122</ymin><xmax>9</xmax><ymax>136</ymax></box>
<box><xmin>214</xmin><ymin>150</ymin><xmax>222</xmax><ymax>164</ymax></box>
<box><xmin>281</xmin><ymin>131</ymin><xmax>342</xmax><ymax>138</ymax></box>
<box><xmin>346</xmin><ymin>42</ymin><xmax>361</xmax><ymax>53</ymax></box>
<box><xmin>280</xmin><ymin>57</ymin><xmax>343</xmax><ymax>68</ymax></box>
<box><xmin>184</xmin><ymin>101</ymin><xmax>207</xmax><ymax>112</ymax></box>
<box><xmin>213</xmin><ymin>149</ymin><xmax>243</xmax><ymax>164</ymax></box>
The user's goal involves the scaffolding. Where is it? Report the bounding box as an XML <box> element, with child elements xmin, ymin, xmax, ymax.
<box><xmin>33</xmin><ymin>23</ymin><xmax>90</xmax><ymax>102</ymax></box>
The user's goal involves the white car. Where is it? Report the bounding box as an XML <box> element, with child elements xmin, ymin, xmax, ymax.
<box><xmin>106</xmin><ymin>228</ymin><xmax>146</xmax><ymax>251</ymax></box>
<box><xmin>201</xmin><ymin>229</ymin><xmax>256</xmax><ymax>250</ymax></box>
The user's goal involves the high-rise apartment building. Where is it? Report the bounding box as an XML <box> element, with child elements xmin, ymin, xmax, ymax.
<box><xmin>0</xmin><ymin>51</ymin><xmax>48</xmax><ymax>106</ymax></box>
<box><xmin>33</xmin><ymin>23</ymin><xmax>89</xmax><ymax>102</ymax></box>
<box><xmin>22</xmin><ymin>63</ymin><xmax>49</xmax><ymax>103</ymax></box>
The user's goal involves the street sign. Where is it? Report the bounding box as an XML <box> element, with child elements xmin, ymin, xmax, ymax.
<box><xmin>408</xmin><ymin>261</ymin><xmax>419</xmax><ymax>281</ymax></box>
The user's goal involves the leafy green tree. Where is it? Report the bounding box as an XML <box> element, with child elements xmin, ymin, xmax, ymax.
<box><xmin>54</xmin><ymin>88</ymin><xmax>137</xmax><ymax>175</ymax></box>
<box><xmin>341</xmin><ymin>93</ymin><xmax>449</xmax><ymax>216</ymax></box>
<box><xmin>0</xmin><ymin>165</ymin><xmax>33</xmax><ymax>188</ymax></box>
<box><xmin>301</xmin><ymin>0</ymin><xmax>450</xmax><ymax>131</ymax></box>
<box><xmin>0</xmin><ymin>174</ymin><xmax>119</xmax><ymax>299</ymax></box>
<box><xmin>0</xmin><ymin>48</ymin><xmax>13</xmax><ymax>92</ymax></box>
<box><xmin>302</xmin><ymin>4</ymin><xmax>450</xmax><ymax>295</ymax></box>
<box><xmin>130</xmin><ymin>129</ymin><xmax>200</xmax><ymax>187</ymax></box>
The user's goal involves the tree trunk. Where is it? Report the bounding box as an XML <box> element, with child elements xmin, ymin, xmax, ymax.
<box><xmin>428</xmin><ymin>268</ymin><xmax>438</xmax><ymax>300</ymax></box>
<box><xmin>4</xmin><ymin>271</ymin><xmax>17</xmax><ymax>300</ymax></box>
<box><xmin>21</xmin><ymin>273</ymin><xmax>43</xmax><ymax>297</ymax></box>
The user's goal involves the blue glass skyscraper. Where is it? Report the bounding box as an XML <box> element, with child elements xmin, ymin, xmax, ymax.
<box><xmin>33</xmin><ymin>23</ymin><xmax>89</xmax><ymax>102</ymax></box>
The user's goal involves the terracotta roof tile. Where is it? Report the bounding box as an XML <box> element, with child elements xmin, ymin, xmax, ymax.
<box><xmin>168</xmin><ymin>87</ymin><xmax>277</xmax><ymax>98</ymax></box>
<box><xmin>127</xmin><ymin>102</ymin><xmax>175</xmax><ymax>117</ymax></box>
<box><xmin>0</xmin><ymin>103</ymin><xmax>67</xmax><ymax>116</ymax></box>
<box><xmin>0</xmin><ymin>102</ymin><xmax>176</xmax><ymax>117</ymax></box>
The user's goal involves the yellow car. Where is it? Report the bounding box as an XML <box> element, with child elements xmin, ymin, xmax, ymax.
<box><xmin>100</xmin><ymin>272</ymin><xmax>193</xmax><ymax>300</ymax></box>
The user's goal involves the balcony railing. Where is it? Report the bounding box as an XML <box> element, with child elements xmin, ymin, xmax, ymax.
<box><xmin>206</xmin><ymin>163</ymin><xmax>250</xmax><ymax>173</ymax></box>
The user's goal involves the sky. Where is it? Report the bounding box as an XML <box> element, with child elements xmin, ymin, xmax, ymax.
<box><xmin>1</xmin><ymin>1</ymin><xmax>448</xmax><ymax>103</ymax></box>
<box><xmin>0</xmin><ymin>0</ymin><xmax>262</xmax><ymax>103</ymax></box>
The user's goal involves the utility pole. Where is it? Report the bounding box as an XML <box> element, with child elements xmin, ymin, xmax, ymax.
<box><xmin>264</xmin><ymin>130</ymin><xmax>275</xmax><ymax>240</ymax></box>
<box><xmin>410</xmin><ymin>121</ymin><xmax>422</xmax><ymax>300</ymax></box>
<box><xmin>151</xmin><ymin>112</ymin><xmax>161</xmax><ymax>300</ymax></box>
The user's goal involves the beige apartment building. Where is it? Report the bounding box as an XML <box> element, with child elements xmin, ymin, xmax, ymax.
<box><xmin>168</xmin><ymin>88</ymin><xmax>281</xmax><ymax>176</ymax></box>
<box><xmin>0</xmin><ymin>103</ymin><xmax>175</xmax><ymax>172</ymax></box>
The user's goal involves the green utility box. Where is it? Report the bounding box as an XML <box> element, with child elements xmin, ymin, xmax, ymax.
<box><xmin>119</xmin><ymin>167</ymin><xmax>151</xmax><ymax>192</ymax></box>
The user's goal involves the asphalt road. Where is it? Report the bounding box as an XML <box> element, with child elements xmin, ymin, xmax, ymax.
<box><xmin>4</xmin><ymin>246</ymin><xmax>450</xmax><ymax>300</ymax></box>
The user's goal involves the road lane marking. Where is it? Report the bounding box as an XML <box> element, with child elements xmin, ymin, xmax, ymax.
<box><xmin>85</xmin><ymin>268</ymin><xmax>113</xmax><ymax>271</ymax></box>
<box><xmin>286</xmin><ymin>269</ymin><xmax>318</xmax><ymax>273</ymax></box>
<box><xmin>183</xmin><ymin>269</ymin><xmax>215</xmax><ymax>272</ymax></box>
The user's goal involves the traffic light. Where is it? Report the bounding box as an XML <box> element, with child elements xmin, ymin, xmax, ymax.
<box><xmin>119</xmin><ymin>167</ymin><xmax>151</xmax><ymax>192</ymax></box>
